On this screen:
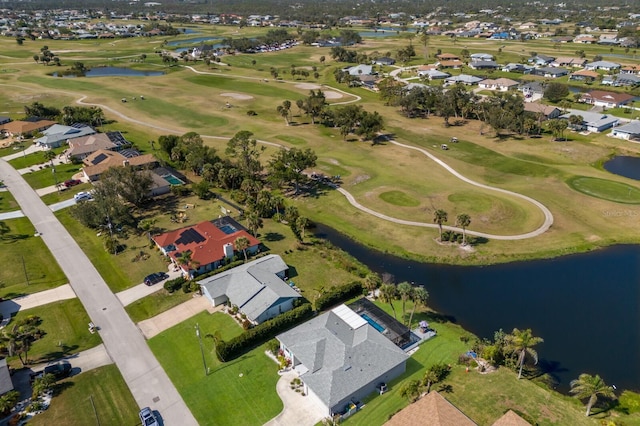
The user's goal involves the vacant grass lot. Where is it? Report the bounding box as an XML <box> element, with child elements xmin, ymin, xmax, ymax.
<box><xmin>8</xmin><ymin>298</ymin><xmax>101</xmax><ymax>368</ymax></box>
<box><xmin>0</xmin><ymin>217</ymin><xmax>67</xmax><ymax>298</ymax></box>
<box><xmin>0</xmin><ymin>189</ymin><xmax>18</xmax><ymax>212</ymax></box>
<box><xmin>149</xmin><ymin>311</ymin><xmax>282</xmax><ymax>426</ymax></box>
<box><xmin>29</xmin><ymin>365</ymin><xmax>139</xmax><ymax>426</ymax></box>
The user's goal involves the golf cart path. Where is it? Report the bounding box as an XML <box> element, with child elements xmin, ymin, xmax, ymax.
<box><xmin>2</xmin><ymin>83</ymin><xmax>553</xmax><ymax>240</ymax></box>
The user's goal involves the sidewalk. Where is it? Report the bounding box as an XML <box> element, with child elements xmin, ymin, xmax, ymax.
<box><xmin>0</xmin><ymin>284</ymin><xmax>76</xmax><ymax>326</ymax></box>
<box><xmin>137</xmin><ymin>296</ymin><xmax>217</xmax><ymax>339</ymax></box>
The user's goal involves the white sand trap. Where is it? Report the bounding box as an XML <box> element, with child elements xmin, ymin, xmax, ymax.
<box><xmin>220</xmin><ymin>93</ymin><xmax>254</xmax><ymax>100</ymax></box>
<box><xmin>295</xmin><ymin>83</ymin><xmax>322</xmax><ymax>90</ymax></box>
<box><xmin>324</xmin><ymin>91</ymin><xmax>343</xmax><ymax>100</ymax></box>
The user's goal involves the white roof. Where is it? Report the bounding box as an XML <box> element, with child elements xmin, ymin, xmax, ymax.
<box><xmin>332</xmin><ymin>304</ymin><xmax>367</xmax><ymax>329</ymax></box>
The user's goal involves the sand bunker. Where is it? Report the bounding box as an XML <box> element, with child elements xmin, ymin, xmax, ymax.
<box><xmin>323</xmin><ymin>91</ymin><xmax>343</xmax><ymax>100</ymax></box>
<box><xmin>295</xmin><ymin>83</ymin><xmax>322</xmax><ymax>90</ymax></box>
<box><xmin>220</xmin><ymin>93</ymin><xmax>254</xmax><ymax>100</ymax></box>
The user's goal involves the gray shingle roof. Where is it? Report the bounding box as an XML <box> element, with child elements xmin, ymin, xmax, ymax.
<box><xmin>198</xmin><ymin>254</ymin><xmax>300</xmax><ymax>322</ymax></box>
<box><xmin>277</xmin><ymin>305</ymin><xmax>408</xmax><ymax>411</ymax></box>
<box><xmin>613</xmin><ymin>121</ymin><xmax>640</xmax><ymax>135</ymax></box>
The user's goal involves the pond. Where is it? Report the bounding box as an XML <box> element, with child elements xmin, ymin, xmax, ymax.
<box><xmin>52</xmin><ymin>67</ymin><xmax>165</xmax><ymax>78</ymax></box>
<box><xmin>604</xmin><ymin>156</ymin><xmax>640</xmax><ymax>180</ymax></box>
<box><xmin>359</xmin><ymin>28</ymin><xmax>416</xmax><ymax>38</ymax></box>
<box><xmin>314</xmin><ymin>224</ymin><xmax>640</xmax><ymax>393</ymax></box>
<box><xmin>166</xmin><ymin>36</ymin><xmax>222</xmax><ymax>47</ymax></box>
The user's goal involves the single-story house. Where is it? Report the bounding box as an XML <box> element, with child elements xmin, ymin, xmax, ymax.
<box><xmin>492</xmin><ymin>410</ymin><xmax>531</xmax><ymax>425</ymax></box>
<box><xmin>0</xmin><ymin>359</ymin><xmax>14</xmax><ymax>396</ymax></box>
<box><xmin>372</xmin><ymin>57</ymin><xmax>395</xmax><ymax>66</ymax></box>
<box><xmin>468</xmin><ymin>60</ymin><xmax>500</xmax><ymax>70</ymax></box>
<box><xmin>621</xmin><ymin>65</ymin><xmax>640</xmax><ymax>75</ymax></box>
<box><xmin>153</xmin><ymin>218</ymin><xmax>260</xmax><ymax>278</ymax></box>
<box><xmin>0</xmin><ymin>119</ymin><xmax>56</xmax><ymax>138</ymax></box>
<box><xmin>419</xmin><ymin>69</ymin><xmax>450</xmax><ymax>80</ymax></box>
<box><xmin>580</xmin><ymin>90</ymin><xmax>636</xmax><ymax>108</ymax></box>
<box><xmin>345</xmin><ymin>64</ymin><xmax>372</xmax><ymax>76</ymax></box>
<box><xmin>615</xmin><ymin>74</ymin><xmax>640</xmax><ymax>87</ymax></box>
<box><xmin>384</xmin><ymin>391</ymin><xmax>476</xmax><ymax>426</ymax></box>
<box><xmin>561</xmin><ymin>110</ymin><xmax>619</xmax><ymax>133</ymax></box>
<box><xmin>35</xmin><ymin>123</ymin><xmax>96</xmax><ymax>148</ymax></box>
<box><xmin>610</xmin><ymin>120</ymin><xmax>640</xmax><ymax>140</ymax></box>
<box><xmin>551</xmin><ymin>36</ymin><xmax>575</xmax><ymax>43</ymax></box>
<box><xmin>478</xmin><ymin>78</ymin><xmax>519</xmax><ymax>91</ymax></box>
<box><xmin>436</xmin><ymin>53</ymin><xmax>459</xmax><ymax>61</ymax></box>
<box><xmin>277</xmin><ymin>304</ymin><xmax>409</xmax><ymax>417</ymax></box>
<box><xmin>520</xmin><ymin>82</ymin><xmax>545</xmax><ymax>96</ymax></box>
<box><xmin>198</xmin><ymin>254</ymin><xmax>301</xmax><ymax>324</ymax></box>
<box><xmin>574</xmin><ymin>35</ymin><xmax>598</xmax><ymax>44</ymax></box>
<box><xmin>523</xmin><ymin>102</ymin><xmax>561</xmax><ymax>120</ymax></box>
<box><xmin>66</xmin><ymin>131</ymin><xmax>130</xmax><ymax>160</ymax></box>
<box><xmin>502</xmin><ymin>63</ymin><xmax>533</xmax><ymax>73</ymax></box>
<box><xmin>445</xmin><ymin>74</ymin><xmax>483</xmax><ymax>86</ymax></box>
<box><xmin>531</xmin><ymin>67</ymin><xmax>568</xmax><ymax>78</ymax></box>
<box><xmin>82</xmin><ymin>149</ymin><xmax>158</xmax><ymax>181</ymax></box>
<box><xmin>528</xmin><ymin>54</ymin><xmax>555</xmax><ymax>66</ymax></box>
<box><xmin>585</xmin><ymin>61</ymin><xmax>621</xmax><ymax>71</ymax></box>
<box><xmin>0</xmin><ymin>116</ymin><xmax>10</xmax><ymax>125</ymax></box>
<box><xmin>437</xmin><ymin>59</ymin><xmax>464</xmax><ymax>69</ymax></box>
<box><xmin>552</xmin><ymin>57</ymin><xmax>587</xmax><ymax>68</ymax></box>
<box><xmin>470</xmin><ymin>53</ymin><xmax>494</xmax><ymax>62</ymax></box>
<box><xmin>569</xmin><ymin>69</ymin><xmax>600</xmax><ymax>82</ymax></box>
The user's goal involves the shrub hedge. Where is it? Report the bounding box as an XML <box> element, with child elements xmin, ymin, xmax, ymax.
<box><xmin>216</xmin><ymin>303</ymin><xmax>313</xmax><ymax>361</ymax></box>
<box><xmin>315</xmin><ymin>281</ymin><xmax>363</xmax><ymax>311</ymax></box>
<box><xmin>164</xmin><ymin>277</ymin><xmax>186</xmax><ymax>293</ymax></box>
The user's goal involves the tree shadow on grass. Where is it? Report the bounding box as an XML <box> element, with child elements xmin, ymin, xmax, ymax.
<box><xmin>52</xmin><ymin>381</ymin><xmax>74</xmax><ymax>397</ymax></box>
<box><xmin>41</xmin><ymin>345</ymin><xmax>80</xmax><ymax>364</ymax></box>
<box><xmin>263</xmin><ymin>232</ymin><xmax>284</xmax><ymax>242</ymax></box>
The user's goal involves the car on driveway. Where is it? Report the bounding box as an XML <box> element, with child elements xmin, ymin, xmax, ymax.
<box><xmin>30</xmin><ymin>361</ymin><xmax>72</xmax><ymax>383</ymax></box>
<box><xmin>139</xmin><ymin>407</ymin><xmax>159</xmax><ymax>426</ymax></box>
<box><xmin>64</xmin><ymin>179</ymin><xmax>82</xmax><ymax>187</ymax></box>
<box><xmin>74</xmin><ymin>191</ymin><xmax>93</xmax><ymax>202</ymax></box>
<box><xmin>144</xmin><ymin>272</ymin><xmax>169</xmax><ymax>286</ymax></box>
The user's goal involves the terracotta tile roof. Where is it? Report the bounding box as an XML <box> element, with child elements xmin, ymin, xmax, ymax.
<box><xmin>0</xmin><ymin>120</ymin><xmax>56</xmax><ymax>135</ymax></box>
<box><xmin>492</xmin><ymin>410</ymin><xmax>531</xmax><ymax>426</ymax></box>
<box><xmin>153</xmin><ymin>220</ymin><xmax>259</xmax><ymax>267</ymax></box>
<box><xmin>384</xmin><ymin>392</ymin><xmax>477</xmax><ymax>426</ymax></box>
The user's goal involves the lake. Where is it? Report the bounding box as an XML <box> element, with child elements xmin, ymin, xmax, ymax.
<box><xmin>314</xmin><ymin>224</ymin><xmax>640</xmax><ymax>393</ymax></box>
<box><xmin>166</xmin><ymin>36</ymin><xmax>222</xmax><ymax>47</ymax></box>
<box><xmin>604</xmin><ymin>156</ymin><xmax>640</xmax><ymax>180</ymax></box>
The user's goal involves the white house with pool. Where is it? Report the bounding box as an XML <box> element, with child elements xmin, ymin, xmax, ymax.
<box><xmin>277</xmin><ymin>304</ymin><xmax>408</xmax><ymax>418</ymax></box>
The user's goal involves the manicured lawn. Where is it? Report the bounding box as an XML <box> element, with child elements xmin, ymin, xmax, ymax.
<box><xmin>8</xmin><ymin>298</ymin><xmax>102</xmax><ymax>368</ymax></box>
<box><xmin>567</xmin><ymin>176</ymin><xmax>640</xmax><ymax>204</ymax></box>
<box><xmin>379</xmin><ymin>190</ymin><xmax>420</xmax><ymax>207</ymax></box>
<box><xmin>29</xmin><ymin>365</ymin><xmax>139</xmax><ymax>426</ymax></box>
<box><xmin>7</xmin><ymin>146</ymin><xmax>65</xmax><ymax>169</ymax></box>
<box><xmin>39</xmin><ymin>183</ymin><xmax>92</xmax><ymax>205</ymax></box>
<box><xmin>0</xmin><ymin>217</ymin><xmax>67</xmax><ymax>299</ymax></box>
<box><xmin>345</xmin><ymin>300</ymin><xmax>597</xmax><ymax>426</ymax></box>
<box><xmin>55</xmin><ymin>209</ymin><xmax>168</xmax><ymax>292</ymax></box>
<box><xmin>21</xmin><ymin>163</ymin><xmax>83</xmax><ymax>189</ymax></box>
<box><xmin>0</xmin><ymin>189</ymin><xmax>19</xmax><ymax>212</ymax></box>
<box><xmin>149</xmin><ymin>311</ymin><xmax>282</xmax><ymax>426</ymax></box>
<box><xmin>125</xmin><ymin>290</ymin><xmax>193</xmax><ymax>323</ymax></box>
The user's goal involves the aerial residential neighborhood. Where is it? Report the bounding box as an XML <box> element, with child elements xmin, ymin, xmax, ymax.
<box><xmin>0</xmin><ymin>0</ymin><xmax>639</xmax><ymax>425</ymax></box>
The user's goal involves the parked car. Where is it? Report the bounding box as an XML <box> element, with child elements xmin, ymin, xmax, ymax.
<box><xmin>139</xmin><ymin>407</ymin><xmax>159</xmax><ymax>426</ymax></box>
<box><xmin>64</xmin><ymin>179</ymin><xmax>81</xmax><ymax>187</ymax></box>
<box><xmin>144</xmin><ymin>272</ymin><xmax>169</xmax><ymax>286</ymax></box>
<box><xmin>30</xmin><ymin>361</ymin><xmax>72</xmax><ymax>383</ymax></box>
<box><xmin>74</xmin><ymin>191</ymin><xmax>93</xmax><ymax>202</ymax></box>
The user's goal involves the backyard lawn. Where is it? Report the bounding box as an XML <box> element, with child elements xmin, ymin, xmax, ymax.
<box><xmin>148</xmin><ymin>311</ymin><xmax>282</xmax><ymax>426</ymax></box>
<box><xmin>7</xmin><ymin>298</ymin><xmax>102</xmax><ymax>368</ymax></box>
<box><xmin>29</xmin><ymin>365</ymin><xmax>139</xmax><ymax>426</ymax></box>
<box><xmin>0</xmin><ymin>217</ymin><xmax>67</xmax><ymax>299</ymax></box>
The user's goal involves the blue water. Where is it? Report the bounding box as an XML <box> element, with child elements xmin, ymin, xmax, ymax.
<box><xmin>359</xmin><ymin>27</ymin><xmax>416</xmax><ymax>38</ymax></box>
<box><xmin>162</xmin><ymin>174</ymin><xmax>184</xmax><ymax>185</ymax></box>
<box><xmin>361</xmin><ymin>313</ymin><xmax>385</xmax><ymax>333</ymax></box>
<box><xmin>218</xmin><ymin>224</ymin><xmax>237</xmax><ymax>235</ymax></box>
<box><xmin>52</xmin><ymin>67</ymin><xmax>164</xmax><ymax>78</ymax></box>
<box><xmin>604</xmin><ymin>156</ymin><xmax>640</xmax><ymax>180</ymax></box>
<box><xmin>167</xmin><ymin>36</ymin><xmax>222</xmax><ymax>46</ymax></box>
<box><xmin>179</xmin><ymin>28</ymin><xmax>199</xmax><ymax>34</ymax></box>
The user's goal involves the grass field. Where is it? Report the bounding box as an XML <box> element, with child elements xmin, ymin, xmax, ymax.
<box><xmin>567</xmin><ymin>176</ymin><xmax>640</xmax><ymax>204</ymax></box>
<box><xmin>21</xmin><ymin>162</ymin><xmax>83</xmax><ymax>189</ymax></box>
<box><xmin>0</xmin><ymin>189</ymin><xmax>18</xmax><ymax>212</ymax></box>
<box><xmin>125</xmin><ymin>290</ymin><xmax>193</xmax><ymax>323</ymax></box>
<box><xmin>0</xmin><ymin>217</ymin><xmax>67</xmax><ymax>298</ymax></box>
<box><xmin>29</xmin><ymin>365</ymin><xmax>139</xmax><ymax>426</ymax></box>
<box><xmin>7</xmin><ymin>298</ymin><xmax>101</xmax><ymax>368</ymax></box>
<box><xmin>149</xmin><ymin>311</ymin><xmax>282</xmax><ymax>426</ymax></box>
<box><xmin>7</xmin><ymin>145</ymin><xmax>66</xmax><ymax>169</ymax></box>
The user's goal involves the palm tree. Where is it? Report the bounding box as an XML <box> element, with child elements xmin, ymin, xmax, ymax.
<box><xmin>408</xmin><ymin>286</ymin><xmax>429</xmax><ymax>330</ymax></box>
<box><xmin>423</xmin><ymin>369</ymin><xmax>439</xmax><ymax>394</ymax></box>
<box><xmin>0</xmin><ymin>390</ymin><xmax>19</xmax><ymax>416</ymax></box>
<box><xmin>43</xmin><ymin>149</ymin><xmax>56</xmax><ymax>166</ymax></box>
<box><xmin>277</xmin><ymin>100</ymin><xmax>292</xmax><ymax>125</ymax></box>
<box><xmin>363</xmin><ymin>273</ymin><xmax>381</xmax><ymax>298</ymax></box>
<box><xmin>177</xmin><ymin>250</ymin><xmax>199</xmax><ymax>276</ymax></box>
<box><xmin>570</xmin><ymin>373</ymin><xmax>615</xmax><ymax>417</ymax></box>
<box><xmin>234</xmin><ymin>236</ymin><xmax>250</xmax><ymax>262</ymax></box>
<box><xmin>245</xmin><ymin>209</ymin><xmax>263</xmax><ymax>237</ymax></box>
<box><xmin>397</xmin><ymin>282</ymin><xmax>413</xmax><ymax>324</ymax></box>
<box><xmin>379</xmin><ymin>284</ymin><xmax>398</xmax><ymax>319</ymax></box>
<box><xmin>456</xmin><ymin>213</ymin><xmax>471</xmax><ymax>245</ymax></box>
<box><xmin>296</xmin><ymin>216</ymin><xmax>310</xmax><ymax>241</ymax></box>
<box><xmin>505</xmin><ymin>328</ymin><xmax>544</xmax><ymax>379</ymax></box>
<box><xmin>433</xmin><ymin>209</ymin><xmax>448</xmax><ymax>241</ymax></box>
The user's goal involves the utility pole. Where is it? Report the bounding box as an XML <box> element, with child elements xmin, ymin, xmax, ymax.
<box><xmin>195</xmin><ymin>323</ymin><xmax>208</xmax><ymax>376</ymax></box>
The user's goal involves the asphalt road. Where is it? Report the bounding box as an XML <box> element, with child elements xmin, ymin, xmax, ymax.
<box><xmin>0</xmin><ymin>159</ymin><xmax>197</xmax><ymax>426</ymax></box>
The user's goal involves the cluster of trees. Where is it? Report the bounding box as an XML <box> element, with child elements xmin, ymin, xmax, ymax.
<box><xmin>32</xmin><ymin>45</ymin><xmax>58</xmax><ymax>66</ymax></box>
<box><xmin>400</xmin><ymin>363</ymin><xmax>451</xmax><ymax>402</ymax></box>
<box><xmin>367</xmin><ymin>276</ymin><xmax>430</xmax><ymax>329</ymax></box>
<box><xmin>0</xmin><ymin>315</ymin><xmax>45</xmax><ymax>367</ymax></box>
<box><xmin>22</xmin><ymin>102</ymin><xmax>106</xmax><ymax>128</ymax></box>
<box><xmin>222</xmin><ymin>28</ymin><xmax>295</xmax><ymax>52</ymax></box>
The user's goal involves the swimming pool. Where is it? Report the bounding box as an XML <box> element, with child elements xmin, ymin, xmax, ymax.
<box><xmin>218</xmin><ymin>224</ymin><xmax>237</xmax><ymax>234</ymax></box>
<box><xmin>361</xmin><ymin>313</ymin><xmax>385</xmax><ymax>333</ymax></box>
<box><xmin>163</xmin><ymin>174</ymin><xmax>184</xmax><ymax>185</ymax></box>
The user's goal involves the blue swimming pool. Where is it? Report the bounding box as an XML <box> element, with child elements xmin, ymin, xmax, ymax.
<box><xmin>361</xmin><ymin>314</ymin><xmax>385</xmax><ymax>333</ymax></box>
<box><xmin>218</xmin><ymin>224</ymin><xmax>237</xmax><ymax>234</ymax></box>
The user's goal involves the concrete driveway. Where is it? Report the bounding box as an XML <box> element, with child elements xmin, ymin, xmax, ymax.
<box><xmin>116</xmin><ymin>269</ymin><xmax>183</xmax><ymax>307</ymax></box>
<box><xmin>0</xmin><ymin>158</ymin><xmax>197</xmax><ymax>425</ymax></box>
<box><xmin>0</xmin><ymin>284</ymin><xmax>76</xmax><ymax>326</ymax></box>
<box><xmin>264</xmin><ymin>371</ymin><xmax>327</xmax><ymax>426</ymax></box>
<box><xmin>137</xmin><ymin>296</ymin><xmax>216</xmax><ymax>339</ymax></box>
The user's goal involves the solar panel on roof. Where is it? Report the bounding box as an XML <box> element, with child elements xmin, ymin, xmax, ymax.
<box><xmin>106</xmin><ymin>131</ymin><xmax>130</xmax><ymax>147</ymax></box>
<box><xmin>92</xmin><ymin>153</ymin><xmax>108</xmax><ymax>165</ymax></box>
<box><xmin>175</xmin><ymin>228</ymin><xmax>206</xmax><ymax>246</ymax></box>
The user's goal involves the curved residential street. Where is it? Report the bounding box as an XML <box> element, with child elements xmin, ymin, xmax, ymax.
<box><xmin>0</xmin><ymin>159</ymin><xmax>197</xmax><ymax>426</ymax></box>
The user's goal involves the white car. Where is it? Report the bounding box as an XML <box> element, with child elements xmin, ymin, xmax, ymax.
<box><xmin>74</xmin><ymin>191</ymin><xmax>93</xmax><ymax>202</ymax></box>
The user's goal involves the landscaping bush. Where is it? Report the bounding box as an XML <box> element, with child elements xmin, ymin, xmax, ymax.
<box><xmin>164</xmin><ymin>277</ymin><xmax>186</xmax><ymax>293</ymax></box>
<box><xmin>216</xmin><ymin>303</ymin><xmax>313</xmax><ymax>361</ymax></box>
<box><xmin>266</xmin><ymin>338</ymin><xmax>280</xmax><ymax>356</ymax></box>
<box><xmin>314</xmin><ymin>281</ymin><xmax>363</xmax><ymax>311</ymax></box>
